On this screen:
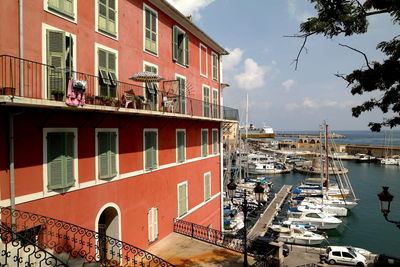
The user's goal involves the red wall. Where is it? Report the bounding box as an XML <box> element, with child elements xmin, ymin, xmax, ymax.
<box><xmin>0</xmin><ymin>109</ymin><xmax>222</xmax><ymax>249</ymax></box>
<box><xmin>0</xmin><ymin>0</ymin><xmax>221</xmax><ymax>102</ymax></box>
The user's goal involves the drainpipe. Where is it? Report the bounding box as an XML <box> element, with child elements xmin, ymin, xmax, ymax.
<box><xmin>9</xmin><ymin>112</ymin><xmax>22</xmax><ymax>227</ymax></box>
<box><xmin>19</xmin><ymin>0</ymin><xmax>24</xmax><ymax>96</ymax></box>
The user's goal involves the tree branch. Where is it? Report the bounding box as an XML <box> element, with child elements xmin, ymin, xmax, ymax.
<box><xmin>338</xmin><ymin>43</ymin><xmax>372</xmax><ymax>69</ymax></box>
<box><xmin>366</xmin><ymin>9</ymin><xmax>392</xmax><ymax>16</ymax></box>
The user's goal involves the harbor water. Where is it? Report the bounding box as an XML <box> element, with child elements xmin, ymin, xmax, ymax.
<box><xmin>257</xmin><ymin>160</ymin><xmax>400</xmax><ymax>256</ymax></box>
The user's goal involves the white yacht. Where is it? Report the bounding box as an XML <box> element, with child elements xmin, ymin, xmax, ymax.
<box><xmin>275</xmin><ymin>228</ymin><xmax>326</xmax><ymax>245</ymax></box>
<box><xmin>286</xmin><ymin>211</ymin><xmax>342</xmax><ymax>230</ymax></box>
<box><xmin>302</xmin><ymin>196</ymin><xmax>358</xmax><ymax>209</ymax></box>
<box><xmin>296</xmin><ymin>201</ymin><xmax>348</xmax><ymax>217</ymax></box>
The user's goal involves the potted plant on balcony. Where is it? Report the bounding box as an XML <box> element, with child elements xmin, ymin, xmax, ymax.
<box><xmin>50</xmin><ymin>89</ymin><xmax>65</xmax><ymax>101</ymax></box>
<box><xmin>85</xmin><ymin>94</ymin><xmax>94</xmax><ymax>104</ymax></box>
<box><xmin>101</xmin><ymin>96</ymin><xmax>116</xmax><ymax>106</ymax></box>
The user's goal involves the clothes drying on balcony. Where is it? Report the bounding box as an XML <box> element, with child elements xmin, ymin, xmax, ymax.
<box><xmin>66</xmin><ymin>78</ymin><xmax>87</xmax><ymax>107</ymax></box>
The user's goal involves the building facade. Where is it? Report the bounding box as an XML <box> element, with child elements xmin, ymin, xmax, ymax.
<box><xmin>0</xmin><ymin>0</ymin><xmax>237</xmax><ymax>257</ymax></box>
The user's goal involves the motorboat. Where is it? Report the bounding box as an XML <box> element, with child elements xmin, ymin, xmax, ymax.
<box><xmin>355</xmin><ymin>153</ymin><xmax>376</xmax><ymax>163</ymax></box>
<box><xmin>247</xmin><ymin>161</ymin><xmax>291</xmax><ymax>174</ymax></box>
<box><xmin>380</xmin><ymin>157</ymin><xmax>400</xmax><ymax>165</ymax></box>
<box><xmin>300</xmin><ymin>196</ymin><xmax>358</xmax><ymax>209</ymax></box>
<box><xmin>286</xmin><ymin>210</ymin><xmax>342</xmax><ymax>230</ymax></box>
<box><xmin>270</xmin><ymin>221</ymin><xmax>318</xmax><ymax>232</ymax></box>
<box><xmin>295</xmin><ymin>201</ymin><xmax>348</xmax><ymax>217</ymax></box>
<box><xmin>274</xmin><ymin>227</ymin><xmax>326</xmax><ymax>245</ymax></box>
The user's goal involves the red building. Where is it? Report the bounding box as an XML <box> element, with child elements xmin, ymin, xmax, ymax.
<box><xmin>0</xmin><ymin>0</ymin><xmax>238</xmax><ymax>265</ymax></box>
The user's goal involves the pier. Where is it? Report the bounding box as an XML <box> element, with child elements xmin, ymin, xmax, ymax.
<box><xmin>276</xmin><ymin>132</ymin><xmax>345</xmax><ymax>139</ymax></box>
<box><xmin>248</xmin><ymin>185</ymin><xmax>292</xmax><ymax>240</ymax></box>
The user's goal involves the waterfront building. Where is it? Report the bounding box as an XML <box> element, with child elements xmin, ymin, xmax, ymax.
<box><xmin>0</xmin><ymin>0</ymin><xmax>238</xmax><ymax>261</ymax></box>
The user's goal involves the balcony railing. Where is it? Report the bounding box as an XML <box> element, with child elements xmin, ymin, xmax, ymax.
<box><xmin>0</xmin><ymin>55</ymin><xmax>238</xmax><ymax>121</ymax></box>
<box><xmin>0</xmin><ymin>207</ymin><xmax>175</xmax><ymax>267</ymax></box>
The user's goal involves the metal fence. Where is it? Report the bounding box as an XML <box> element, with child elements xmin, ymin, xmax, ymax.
<box><xmin>0</xmin><ymin>207</ymin><xmax>175</xmax><ymax>267</ymax></box>
<box><xmin>173</xmin><ymin>218</ymin><xmax>244</xmax><ymax>253</ymax></box>
<box><xmin>0</xmin><ymin>55</ymin><xmax>238</xmax><ymax>120</ymax></box>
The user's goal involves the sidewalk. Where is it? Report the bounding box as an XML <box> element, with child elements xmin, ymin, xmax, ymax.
<box><xmin>148</xmin><ymin>233</ymin><xmax>255</xmax><ymax>267</ymax></box>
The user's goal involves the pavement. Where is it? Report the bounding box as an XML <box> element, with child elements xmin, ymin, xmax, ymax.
<box><xmin>148</xmin><ymin>232</ymin><xmax>255</xmax><ymax>266</ymax></box>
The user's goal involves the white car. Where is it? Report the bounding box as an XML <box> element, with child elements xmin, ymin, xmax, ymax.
<box><xmin>322</xmin><ymin>246</ymin><xmax>367</xmax><ymax>266</ymax></box>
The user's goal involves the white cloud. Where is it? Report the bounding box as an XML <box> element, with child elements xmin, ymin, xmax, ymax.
<box><xmin>234</xmin><ymin>58</ymin><xmax>268</xmax><ymax>90</ymax></box>
<box><xmin>286</xmin><ymin>97</ymin><xmax>358</xmax><ymax>111</ymax></box>
<box><xmin>285</xmin><ymin>103</ymin><xmax>300</xmax><ymax>111</ymax></box>
<box><xmin>282</xmin><ymin>79</ymin><xmax>295</xmax><ymax>91</ymax></box>
<box><xmin>287</xmin><ymin>0</ymin><xmax>313</xmax><ymax>22</ymax></box>
<box><xmin>166</xmin><ymin>0</ymin><xmax>215</xmax><ymax>20</ymax></box>
<box><xmin>223</xmin><ymin>48</ymin><xmax>244</xmax><ymax>72</ymax></box>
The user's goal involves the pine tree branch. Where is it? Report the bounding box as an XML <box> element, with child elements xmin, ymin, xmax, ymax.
<box><xmin>338</xmin><ymin>43</ymin><xmax>372</xmax><ymax>69</ymax></box>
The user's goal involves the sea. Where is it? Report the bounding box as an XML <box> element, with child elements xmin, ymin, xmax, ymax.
<box><xmin>257</xmin><ymin>131</ymin><xmax>400</xmax><ymax>255</ymax></box>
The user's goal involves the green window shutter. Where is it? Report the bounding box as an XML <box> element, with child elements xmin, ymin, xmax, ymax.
<box><xmin>145</xmin><ymin>9</ymin><xmax>157</xmax><ymax>54</ymax></box>
<box><xmin>204</xmin><ymin>174</ymin><xmax>211</xmax><ymax>200</ymax></box>
<box><xmin>203</xmin><ymin>87</ymin><xmax>210</xmax><ymax>117</ymax></box>
<box><xmin>172</xmin><ymin>26</ymin><xmax>178</xmax><ymax>61</ymax></box>
<box><xmin>47</xmin><ymin>30</ymin><xmax>66</xmax><ymax>95</ymax></box>
<box><xmin>108</xmin><ymin>53</ymin><xmax>117</xmax><ymax>97</ymax></box>
<box><xmin>202</xmin><ymin>130</ymin><xmax>208</xmax><ymax>157</ymax></box>
<box><xmin>151</xmin><ymin>132</ymin><xmax>158</xmax><ymax>169</ymax></box>
<box><xmin>212</xmin><ymin>130</ymin><xmax>218</xmax><ymax>154</ymax></box>
<box><xmin>178</xmin><ymin>184</ymin><xmax>187</xmax><ymax>216</ymax></box>
<box><xmin>47</xmin><ymin>133</ymin><xmax>64</xmax><ymax>190</ymax></box>
<box><xmin>184</xmin><ymin>34</ymin><xmax>189</xmax><ymax>66</ymax></box>
<box><xmin>48</xmin><ymin>0</ymin><xmax>74</xmax><ymax>18</ymax></box>
<box><xmin>110</xmin><ymin>132</ymin><xmax>117</xmax><ymax>176</ymax></box>
<box><xmin>212</xmin><ymin>54</ymin><xmax>218</xmax><ymax>80</ymax></box>
<box><xmin>98</xmin><ymin>0</ymin><xmax>116</xmax><ymax>35</ymax></box>
<box><xmin>48</xmin><ymin>0</ymin><xmax>60</xmax><ymax>11</ymax></box>
<box><xmin>63</xmin><ymin>0</ymin><xmax>74</xmax><ymax>17</ymax></box>
<box><xmin>212</xmin><ymin>90</ymin><xmax>218</xmax><ymax>118</ymax></box>
<box><xmin>98</xmin><ymin>132</ymin><xmax>110</xmax><ymax>178</ymax></box>
<box><xmin>177</xmin><ymin>131</ymin><xmax>185</xmax><ymax>163</ymax></box>
<box><xmin>145</xmin><ymin>131</ymin><xmax>157</xmax><ymax>170</ymax></box>
<box><xmin>98</xmin><ymin>49</ymin><xmax>117</xmax><ymax>97</ymax></box>
<box><xmin>64</xmin><ymin>132</ymin><xmax>75</xmax><ymax>187</ymax></box>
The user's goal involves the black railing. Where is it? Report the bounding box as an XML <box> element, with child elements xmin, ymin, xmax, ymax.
<box><xmin>0</xmin><ymin>223</ymin><xmax>67</xmax><ymax>266</ymax></box>
<box><xmin>0</xmin><ymin>55</ymin><xmax>239</xmax><ymax>120</ymax></box>
<box><xmin>0</xmin><ymin>207</ymin><xmax>175</xmax><ymax>267</ymax></box>
<box><xmin>173</xmin><ymin>219</ymin><xmax>244</xmax><ymax>253</ymax></box>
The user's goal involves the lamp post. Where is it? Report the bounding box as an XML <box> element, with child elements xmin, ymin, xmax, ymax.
<box><xmin>226</xmin><ymin>179</ymin><xmax>265</xmax><ymax>267</ymax></box>
<box><xmin>377</xmin><ymin>186</ymin><xmax>400</xmax><ymax>229</ymax></box>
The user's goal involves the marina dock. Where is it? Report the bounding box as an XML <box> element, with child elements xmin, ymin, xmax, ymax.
<box><xmin>248</xmin><ymin>185</ymin><xmax>292</xmax><ymax>240</ymax></box>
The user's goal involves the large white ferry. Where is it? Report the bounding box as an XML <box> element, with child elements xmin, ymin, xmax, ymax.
<box><xmin>240</xmin><ymin>124</ymin><xmax>275</xmax><ymax>138</ymax></box>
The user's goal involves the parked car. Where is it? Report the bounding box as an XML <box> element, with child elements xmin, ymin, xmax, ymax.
<box><xmin>321</xmin><ymin>246</ymin><xmax>367</xmax><ymax>266</ymax></box>
<box><xmin>374</xmin><ymin>254</ymin><xmax>400</xmax><ymax>266</ymax></box>
<box><xmin>249</xmin><ymin>236</ymin><xmax>289</xmax><ymax>257</ymax></box>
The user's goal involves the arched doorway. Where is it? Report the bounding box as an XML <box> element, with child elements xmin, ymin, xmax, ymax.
<box><xmin>97</xmin><ymin>205</ymin><xmax>120</xmax><ymax>263</ymax></box>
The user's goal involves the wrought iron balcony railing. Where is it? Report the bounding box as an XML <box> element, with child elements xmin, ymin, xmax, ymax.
<box><xmin>0</xmin><ymin>207</ymin><xmax>175</xmax><ymax>267</ymax></box>
<box><xmin>173</xmin><ymin>218</ymin><xmax>244</xmax><ymax>253</ymax></box>
<box><xmin>0</xmin><ymin>55</ymin><xmax>239</xmax><ymax>121</ymax></box>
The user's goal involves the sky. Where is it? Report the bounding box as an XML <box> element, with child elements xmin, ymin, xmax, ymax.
<box><xmin>165</xmin><ymin>0</ymin><xmax>399</xmax><ymax>131</ymax></box>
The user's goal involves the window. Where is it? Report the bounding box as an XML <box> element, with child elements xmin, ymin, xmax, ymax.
<box><xmin>212</xmin><ymin>52</ymin><xmax>218</xmax><ymax>81</ymax></box>
<box><xmin>144</xmin><ymin>130</ymin><xmax>158</xmax><ymax>170</ymax></box>
<box><xmin>172</xmin><ymin>26</ymin><xmax>189</xmax><ymax>66</ymax></box>
<box><xmin>46</xmin><ymin>131</ymin><xmax>75</xmax><ymax>190</ymax></box>
<box><xmin>178</xmin><ymin>182</ymin><xmax>188</xmax><ymax>217</ymax></box>
<box><xmin>148</xmin><ymin>207</ymin><xmax>158</xmax><ymax>243</ymax></box>
<box><xmin>342</xmin><ymin>252</ymin><xmax>354</xmax><ymax>258</ymax></box>
<box><xmin>204</xmin><ymin>173</ymin><xmax>211</xmax><ymax>201</ymax></box>
<box><xmin>332</xmin><ymin>252</ymin><xmax>341</xmax><ymax>257</ymax></box>
<box><xmin>203</xmin><ymin>86</ymin><xmax>210</xmax><ymax>117</ymax></box>
<box><xmin>200</xmin><ymin>44</ymin><xmax>207</xmax><ymax>77</ymax></box>
<box><xmin>144</xmin><ymin>64</ymin><xmax>158</xmax><ymax>110</ymax></box>
<box><xmin>144</xmin><ymin>6</ymin><xmax>158</xmax><ymax>54</ymax></box>
<box><xmin>212</xmin><ymin>129</ymin><xmax>218</xmax><ymax>154</ymax></box>
<box><xmin>212</xmin><ymin>89</ymin><xmax>218</xmax><ymax>118</ymax></box>
<box><xmin>201</xmin><ymin>129</ymin><xmax>208</xmax><ymax>157</ymax></box>
<box><xmin>46</xmin><ymin>29</ymin><xmax>74</xmax><ymax>99</ymax></box>
<box><xmin>176</xmin><ymin>129</ymin><xmax>186</xmax><ymax>163</ymax></box>
<box><xmin>47</xmin><ymin>0</ymin><xmax>74</xmax><ymax>18</ymax></box>
<box><xmin>98</xmin><ymin>0</ymin><xmax>117</xmax><ymax>36</ymax></box>
<box><xmin>97</xmin><ymin>130</ymin><xmax>118</xmax><ymax>179</ymax></box>
<box><xmin>98</xmin><ymin>48</ymin><xmax>117</xmax><ymax>98</ymax></box>
<box><xmin>176</xmin><ymin>75</ymin><xmax>186</xmax><ymax>114</ymax></box>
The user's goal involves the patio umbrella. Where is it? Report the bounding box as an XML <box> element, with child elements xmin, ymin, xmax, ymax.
<box><xmin>128</xmin><ymin>71</ymin><xmax>164</xmax><ymax>83</ymax></box>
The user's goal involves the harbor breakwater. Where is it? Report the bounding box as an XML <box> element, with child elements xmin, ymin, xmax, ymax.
<box><xmin>345</xmin><ymin>144</ymin><xmax>400</xmax><ymax>158</ymax></box>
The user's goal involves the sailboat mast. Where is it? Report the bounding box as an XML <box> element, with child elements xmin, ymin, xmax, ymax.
<box><xmin>245</xmin><ymin>93</ymin><xmax>249</xmax><ymax>138</ymax></box>
<box><xmin>325</xmin><ymin>122</ymin><xmax>329</xmax><ymax>190</ymax></box>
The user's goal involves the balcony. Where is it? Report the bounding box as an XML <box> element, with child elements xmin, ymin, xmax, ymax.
<box><xmin>0</xmin><ymin>55</ymin><xmax>238</xmax><ymax>122</ymax></box>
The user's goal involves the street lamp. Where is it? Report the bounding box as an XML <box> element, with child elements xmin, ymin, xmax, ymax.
<box><xmin>226</xmin><ymin>179</ymin><xmax>265</xmax><ymax>267</ymax></box>
<box><xmin>377</xmin><ymin>186</ymin><xmax>400</xmax><ymax>229</ymax></box>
